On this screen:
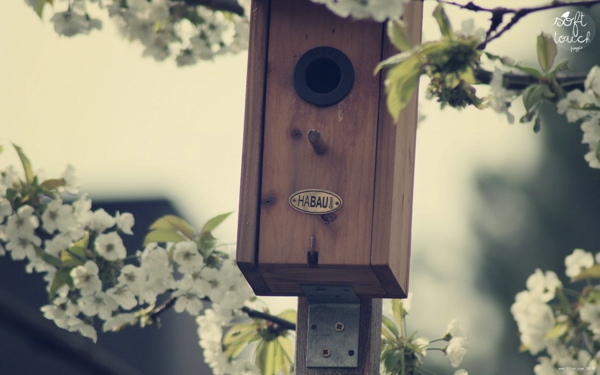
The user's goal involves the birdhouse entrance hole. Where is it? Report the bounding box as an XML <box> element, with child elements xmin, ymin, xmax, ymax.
<box><xmin>293</xmin><ymin>46</ymin><xmax>354</xmax><ymax>107</ymax></box>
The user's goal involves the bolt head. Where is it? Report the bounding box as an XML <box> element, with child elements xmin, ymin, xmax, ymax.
<box><xmin>335</xmin><ymin>322</ymin><xmax>345</xmax><ymax>332</ymax></box>
<box><xmin>320</xmin><ymin>347</ymin><xmax>331</xmax><ymax>358</ymax></box>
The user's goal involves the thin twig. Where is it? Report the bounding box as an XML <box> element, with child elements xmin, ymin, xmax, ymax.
<box><xmin>474</xmin><ymin>68</ymin><xmax>587</xmax><ymax>91</ymax></box>
<box><xmin>439</xmin><ymin>0</ymin><xmax>600</xmax><ymax>48</ymax></box>
<box><xmin>241</xmin><ymin>306</ymin><xmax>297</xmax><ymax>331</ymax></box>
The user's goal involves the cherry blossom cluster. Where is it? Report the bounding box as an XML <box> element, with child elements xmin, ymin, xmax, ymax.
<box><xmin>381</xmin><ymin>295</ymin><xmax>470</xmax><ymax>375</ymax></box>
<box><xmin>0</xmin><ymin>148</ymin><xmax>259</xmax><ymax>375</ymax></box>
<box><xmin>511</xmin><ymin>249</ymin><xmax>600</xmax><ymax>375</ymax></box>
<box><xmin>555</xmin><ymin>66</ymin><xmax>600</xmax><ymax>169</ymax></box>
<box><xmin>24</xmin><ymin>0</ymin><xmax>249</xmax><ymax>65</ymax></box>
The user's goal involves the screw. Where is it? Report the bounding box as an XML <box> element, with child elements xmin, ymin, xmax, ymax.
<box><xmin>321</xmin><ymin>348</ymin><xmax>331</xmax><ymax>358</ymax></box>
<box><xmin>335</xmin><ymin>322</ymin><xmax>345</xmax><ymax>332</ymax></box>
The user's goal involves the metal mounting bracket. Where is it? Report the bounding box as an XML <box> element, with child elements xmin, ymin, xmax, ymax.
<box><xmin>302</xmin><ymin>285</ymin><xmax>360</xmax><ymax>368</ymax></box>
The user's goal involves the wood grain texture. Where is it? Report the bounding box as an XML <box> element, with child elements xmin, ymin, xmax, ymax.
<box><xmin>258</xmin><ymin>0</ymin><xmax>382</xmax><ymax>268</ymax></box>
<box><xmin>295</xmin><ymin>297</ymin><xmax>382</xmax><ymax>375</ymax></box>
<box><xmin>236</xmin><ymin>0</ymin><xmax>272</xmax><ymax>294</ymax></box>
<box><xmin>370</xmin><ymin>0</ymin><xmax>423</xmax><ymax>297</ymax></box>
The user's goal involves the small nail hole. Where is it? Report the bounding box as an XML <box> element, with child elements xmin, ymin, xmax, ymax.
<box><xmin>348</xmin><ymin>350</ymin><xmax>355</xmax><ymax>356</ymax></box>
<box><xmin>311</xmin><ymin>324</ymin><xmax>317</xmax><ymax>330</ymax></box>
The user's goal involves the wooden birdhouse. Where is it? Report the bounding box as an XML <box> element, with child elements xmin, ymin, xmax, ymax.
<box><xmin>237</xmin><ymin>0</ymin><xmax>423</xmax><ymax>298</ymax></box>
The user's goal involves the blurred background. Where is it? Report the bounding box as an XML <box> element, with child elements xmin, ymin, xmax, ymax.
<box><xmin>1</xmin><ymin>0</ymin><xmax>600</xmax><ymax>374</ymax></box>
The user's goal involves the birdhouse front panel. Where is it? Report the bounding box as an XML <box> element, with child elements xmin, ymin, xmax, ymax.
<box><xmin>236</xmin><ymin>0</ymin><xmax>423</xmax><ymax>298</ymax></box>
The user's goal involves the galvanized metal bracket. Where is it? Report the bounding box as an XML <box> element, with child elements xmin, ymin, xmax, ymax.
<box><xmin>302</xmin><ymin>285</ymin><xmax>360</xmax><ymax>368</ymax></box>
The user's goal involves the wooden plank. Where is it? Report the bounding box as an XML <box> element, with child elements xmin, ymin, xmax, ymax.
<box><xmin>295</xmin><ymin>297</ymin><xmax>382</xmax><ymax>375</ymax></box>
<box><xmin>236</xmin><ymin>0</ymin><xmax>272</xmax><ymax>294</ymax></box>
<box><xmin>258</xmin><ymin>266</ymin><xmax>386</xmax><ymax>296</ymax></box>
<box><xmin>258</xmin><ymin>0</ymin><xmax>383</xmax><ymax>268</ymax></box>
<box><xmin>370</xmin><ymin>0</ymin><xmax>423</xmax><ymax>297</ymax></box>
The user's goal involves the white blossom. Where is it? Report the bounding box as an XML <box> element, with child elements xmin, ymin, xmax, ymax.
<box><xmin>511</xmin><ymin>290</ymin><xmax>556</xmax><ymax>354</ymax></box>
<box><xmin>117</xmin><ymin>264</ymin><xmax>144</xmax><ymax>294</ymax></box>
<box><xmin>67</xmin><ymin>316</ymin><xmax>98</xmax><ymax>342</ymax></box>
<box><xmin>115</xmin><ymin>211</ymin><xmax>134</xmax><ymax>235</ymax></box>
<box><xmin>489</xmin><ymin>68</ymin><xmax>516</xmax><ymax>124</ymax></box>
<box><xmin>585</xmin><ymin>65</ymin><xmax>600</xmax><ymax>97</ymax></box>
<box><xmin>88</xmin><ymin>209</ymin><xmax>116</xmax><ymax>232</ymax></box>
<box><xmin>526</xmin><ymin>269</ymin><xmax>562</xmax><ymax>302</ymax></box>
<box><xmin>173</xmin><ymin>241</ymin><xmax>203</xmax><ymax>273</ymax></box>
<box><xmin>107</xmin><ymin>285</ymin><xmax>138</xmax><ymax>310</ymax></box>
<box><xmin>70</xmin><ymin>261</ymin><xmax>102</xmax><ymax>296</ymax></box>
<box><xmin>78</xmin><ymin>291</ymin><xmax>119</xmax><ymax>319</ymax></box>
<box><xmin>445</xmin><ymin>337</ymin><xmax>468</xmax><ymax>367</ymax></box>
<box><xmin>445</xmin><ymin>318</ymin><xmax>467</xmax><ymax>340</ymax></box>
<box><xmin>50</xmin><ymin>11</ymin><xmax>102</xmax><ymax>37</ymax></box>
<box><xmin>580</xmin><ymin>302</ymin><xmax>600</xmax><ymax>332</ymax></box>
<box><xmin>62</xmin><ymin>164</ymin><xmax>80</xmax><ymax>194</ymax></box>
<box><xmin>173</xmin><ymin>289</ymin><xmax>205</xmax><ymax>315</ymax></box>
<box><xmin>0</xmin><ymin>198</ymin><xmax>12</xmax><ymax>223</ymax></box>
<box><xmin>534</xmin><ymin>357</ymin><xmax>559</xmax><ymax>375</ymax></box>
<box><xmin>311</xmin><ymin>0</ymin><xmax>408</xmax><ymax>22</ymax></box>
<box><xmin>5</xmin><ymin>205</ymin><xmax>39</xmax><ymax>239</ymax></box>
<box><xmin>580</xmin><ymin>118</ymin><xmax>600</xmax><ymax>169</ymax></box>
<box><xmin>103</xmin><ymin>313</ymin><xmax>137</xmax><ymax>332</ymax></box>
<box><xmin>95</xmin><ymin>232</ymin><xmax>127</xmax><ymax>261</ymax></box>
<box><xmin>42</xmin><ymin>199</ymin><xmax>76</xmax><ymax>234</ymax></box>
<box><xmin>565</xmin><ymin>249</ymin><xmax>594</xmax><ymax>278</ymax></box>
<box><xmin>556</xmin><ymin>89</ymin><xmax>597</xmax><ymax>123</ymax></box>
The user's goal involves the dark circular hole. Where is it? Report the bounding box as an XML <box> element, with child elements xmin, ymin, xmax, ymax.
<box><xmin>348</xmin><ymin>350</ymin><xmax>355</xmax><ymax>356</ymax></box>
<box><xmin>311</xmin><ymin>324</ymin><xmax>318</xmax><ymax>330</ymax></box>
<box><xmin>305</xmin><ymin>58</ymin><xmax>341</xmax><ymax>94</ymax></box>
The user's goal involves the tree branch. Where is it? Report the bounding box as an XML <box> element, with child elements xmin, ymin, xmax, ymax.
<box><xmin>241</xmin><ymin>306</ymin><xmax>297</xmax><ymax>331</ymax></box>
<box><xmin>181</xmin><ymin>0</ymin><xmax>245</xmax><ymax>16</ymax></box>
<box><xmin>474</xmin><ymin>67</ymin><xmax>587</xmax><ymax>92</ymax></box>
<box><xmin>439</xmin><ymin>0</ymin><xmax>600</xmax><ymax>48</ymax></box>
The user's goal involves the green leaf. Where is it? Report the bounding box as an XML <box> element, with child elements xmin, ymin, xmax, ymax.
<box><xmin>34</xmin><ymin>245</ymin><xmax>63</xmax><ymax>267</ymax></box>
<box><xmin>391</xmin><ymin>299</ymin><xmax>404</xmax><ymax>329</ymax></box>
<box><xmin>61</xmin><ymin>233</ymin><xmax>89</xmax><ymax>266</ymax></box>
<box><xmin>382</xmin><ymin>315</ymin><xmax>399</xmax><ymax>340</ymax></box>
<box><xmin>387</xmin><ymin>20</ymin><xmax>413</xmax><ymax>52</ymax></box>
<box><xmin>277</xmin><ymin>309</ymin><xmax>297</xmax><ymax>325</ymax></box>
<box><xmin>374</xmin><ymin>52</ymin><xmax>411</xmax><ymax>75</ymax></box>
<box><xmin>513</xmin><ymin>65</ymin><xmax>543</xmax><ymax>79</ymax></box>
<box><xmin>383</xmin><ymin>349</ymin><xmax>403</xmax><ymax>372</ymax></box>
<box><xmin>149</xmin><ymin>215</ymin><xmax>195</xmax><ymax>239</ymax></box>
<box><xmin>28</xmin><ymin>0</ymin><xmax>52</xmax><ymax>18</ymax></box>
<box><xmin>276</xmin><ymin>336</ymin><xmax>294</xmax><ymax>374</ymax></box>
<box><xmin>256</xmin><ymin>338</ymin><xmax>293</xmax><ymax>375</ymax></box>
<box><xmin>39</xmin><ymin>178</ymin><xmax>66</xmax><ymax>190</ymax></box>
<box><xmin>537</xmin><ymin>32</ymin><xmax>557</xmax><ymax>73</ymax></box>
<box><xmin>12</xmin><ymin>144</ymin><xmax>35</xmax><ymax>185</ymax></box>
<box><xmin>522</xmin><ymin>84</ymin><xmax>545</xmax><ymax>113</ymax></box>
<box><xmin>546</xmin><ymin>59</ymin><xmax>569</xmax><ymax>79</ymax></box>
<box><xmin>571</xmin><ymin>264</ymin><xmax>600</xmax><ymax>282</ymax></box>
<box><xmin>200</xmin><ymin>212</ymin><xmax>233</xmax><ymax>238</ymax></box>
<box><xmin>385</xmin><ymin>56</ymin><xmax>421</xmax><ymax>122</ymax></box>
<box><xmin>143</xmin><ymin>229</ymin><xmax>186</xmax><ymax>246</ymax></box>
<box><xmin>433</xmin><ymin>4</ymin><xmax>454</xmax><ymax>39</ymax></box>
<box><xmin>544</xmin><ymin>322</ymin><xmax>568</xmax><ymax>339</ymax></box>
<box><xmin>49</xmin><ymin>266</ymin><xmax>74</xmax><ymax>301</ymax></box>
<box><xmin>223</xmin><ymin>323</ymin><xmax>260</xmax><ymax>359</ymax></box>
<box><xmin>533</xmin><ymin>115</ymin><xmax>542</xmax><ymax>133</ymax></box>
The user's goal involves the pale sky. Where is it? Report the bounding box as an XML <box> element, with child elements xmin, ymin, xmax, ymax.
<box><xmin>1</xmin><ymin>0</ymin><xmax>556</xmax><ymax>372</ymax></box>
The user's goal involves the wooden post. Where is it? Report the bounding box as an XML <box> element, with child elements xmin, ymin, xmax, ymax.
<box><xmin>295</xmin><ymin>298</ymin><xmax>382</xmax><ymax>375</ymax></box>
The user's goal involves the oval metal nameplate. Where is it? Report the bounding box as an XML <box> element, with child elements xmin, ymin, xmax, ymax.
<box><xmin>289</xmin><ymin>189</ymin><xmax>343</xmax><ymax>214</ymax></box>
